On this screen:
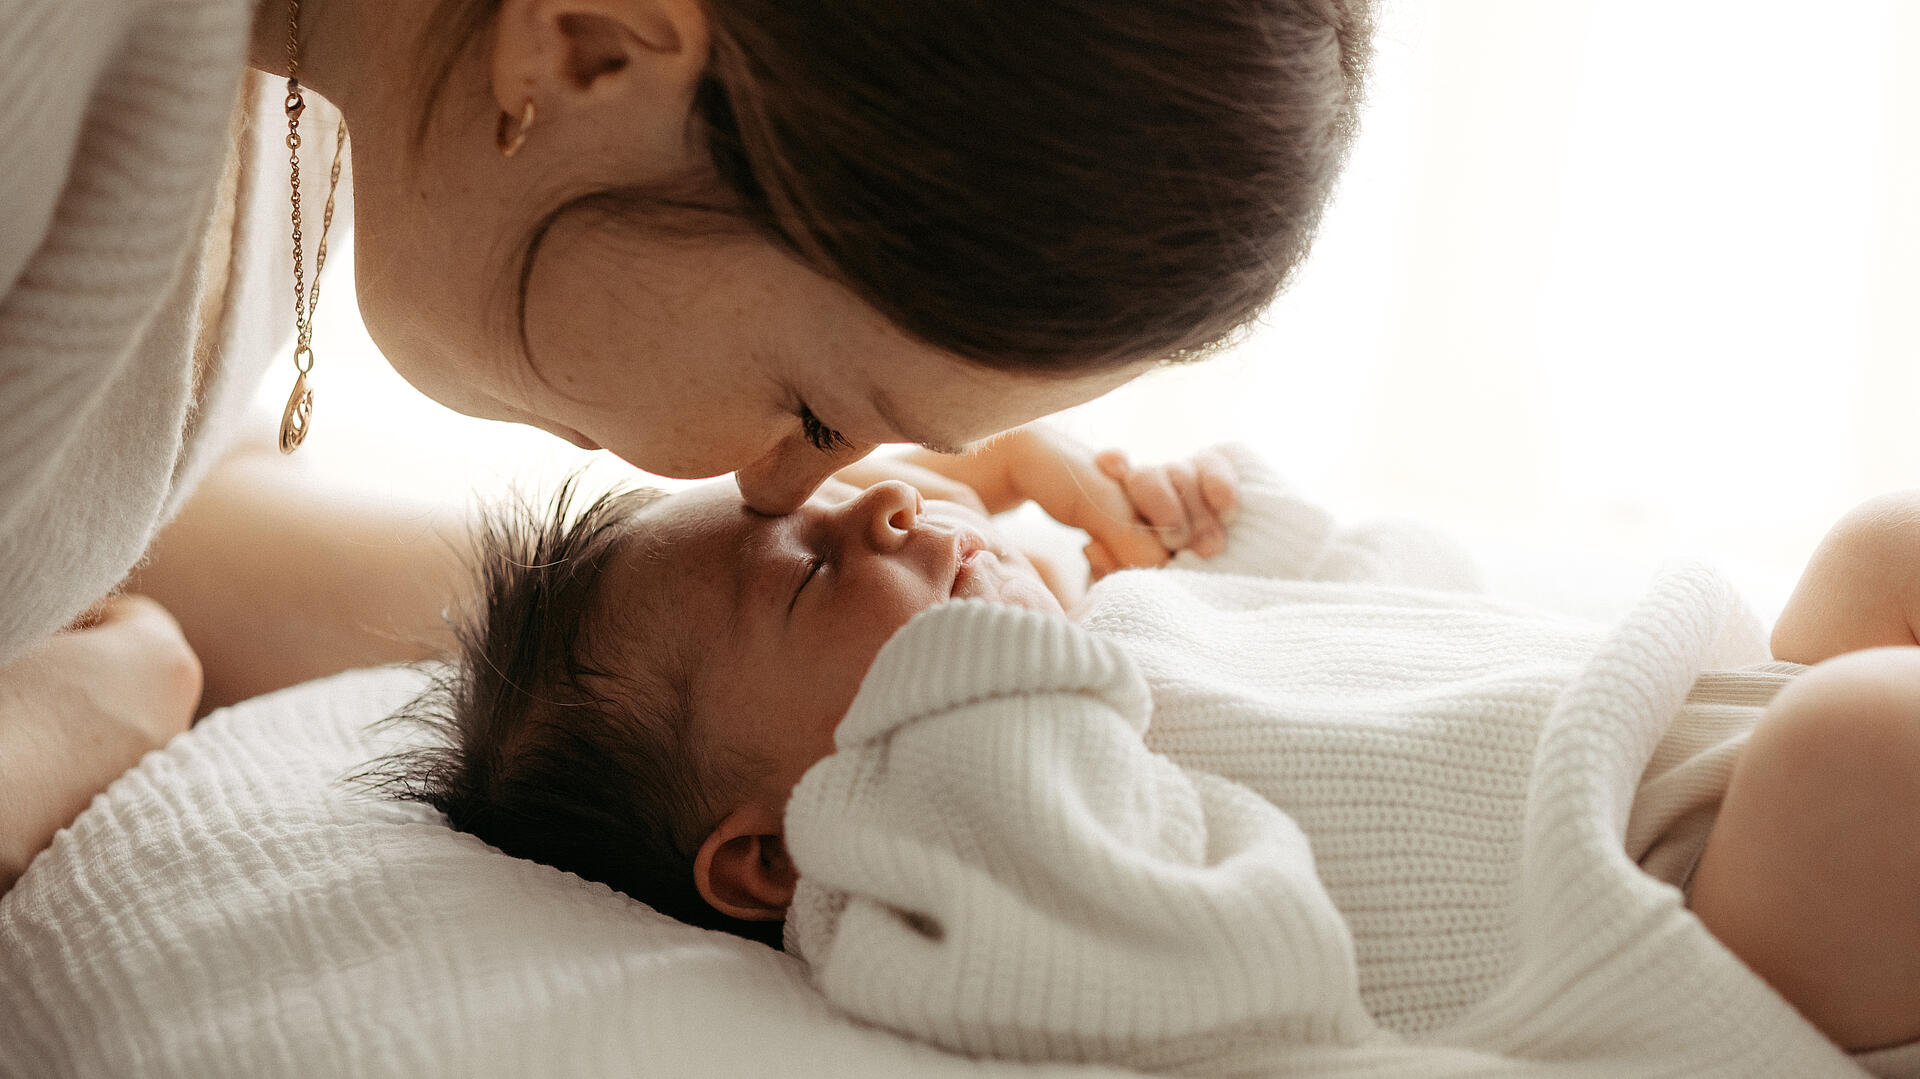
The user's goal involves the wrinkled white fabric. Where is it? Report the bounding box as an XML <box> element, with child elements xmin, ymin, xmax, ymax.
<box><xmin>0</xmin><ymin>665</ymin><xmax>1132</xmax><ymax>1079</ymax></box>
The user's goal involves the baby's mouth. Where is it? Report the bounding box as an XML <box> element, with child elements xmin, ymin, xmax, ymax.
<box><xmin>946</xmin><ymin>529</ymin><xmax>990</xmax><ymax>598</ymax></box>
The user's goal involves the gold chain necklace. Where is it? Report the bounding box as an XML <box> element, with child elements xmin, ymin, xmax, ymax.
<box><xmin>278</xmin><ymin>0</ymin><xmax>348</xmax><ymax>453</ymax></box>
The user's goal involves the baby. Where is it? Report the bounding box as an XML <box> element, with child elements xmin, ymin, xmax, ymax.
<box><xmin>381</xmin><ymin>432</ymin><xmax>1920</xmax><ymax>1077</ymax></box>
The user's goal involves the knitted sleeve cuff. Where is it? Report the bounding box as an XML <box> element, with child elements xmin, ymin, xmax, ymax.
<box><xmin>785</xmin><ymin>599</ymin><xmax>1376</xmax><ymax>1064</ymax></box>
<box><xmin>1165</xmin><ymin>444</ymin><xmax>1483</xmax><ymax>592</ymax></box>
<box><xmin>832</xmin><ymin>600</ymin><xmax>1150</xmax><ymax>749</ymax></box>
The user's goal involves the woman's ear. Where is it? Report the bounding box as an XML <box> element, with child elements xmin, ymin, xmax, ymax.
<box><xmin>692</xmin><ymin>803</ymin><xmax>796</xmax><ymax>922</ymax></box>
<box><xmin>488</xmin><ymin>0</ymin><xmax>710</xmax><ymax>156</ymax></box>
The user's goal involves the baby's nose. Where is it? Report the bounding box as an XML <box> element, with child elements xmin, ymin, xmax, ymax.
<box><xmin>858</xmin><ymin>481</ymin><xmax>923</xmax><ymax>551</ymax></box>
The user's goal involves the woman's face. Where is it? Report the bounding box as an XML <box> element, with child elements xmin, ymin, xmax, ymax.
<box><xmin>361</xmin><ymin>213</ymin><xmax>1143</xmax><ymax>515</ymax></box>
<box><xmin>336</xmin><ymin>5</ymin><xmax>1148</xmax><ymax>515</ymax></box>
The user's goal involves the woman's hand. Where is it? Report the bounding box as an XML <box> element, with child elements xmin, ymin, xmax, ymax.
<box><xmin>0</xmin><ymin>596</ymin><xmax>201</xmax><ymax>893</ymax></box>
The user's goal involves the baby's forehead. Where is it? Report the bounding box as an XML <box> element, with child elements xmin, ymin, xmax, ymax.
<box><xmin>610</xmin><ymin>476</ymin><xmax>869</xmax><ymax>603</ymax></box>
<box><xmin>633</xmin><ymin>480</ymin><xmax>753</xmax><ymax>537</ymax></box>
<box><xmin>586</xmin><ymin>486</ymin><xmax>749</xmax><ymax>662</ymax></box>
<box><xmin>610</xmin><ymin>479</ymin><xmax>806</xmax><ymax>599</ymax></box>
<box><xmin>596</xmin><ymin>478</ymin><xmax>824</xmax><ymax>666</ymax></box>
<box><xmin>615</xmin><ymin>482</ymin><xmax>761</xmax><ymax>581</ymax></box>
<box><xmin>631</xmin><ymin>476</ymin><xmax>860</xmax><ymax>540</ymax></box>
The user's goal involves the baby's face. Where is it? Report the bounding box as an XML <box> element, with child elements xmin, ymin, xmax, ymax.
<box><xmin>610</xmin><ymin>478</ymin><xmax>1059</xmax><ymax>805</ymax></box>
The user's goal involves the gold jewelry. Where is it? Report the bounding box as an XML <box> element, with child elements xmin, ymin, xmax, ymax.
<box><xmin>495</xmin><ymin>98</ymin><xmax>536</xmax><ymax>158</ymax></box>
<box><xmin>278</xmin><ymin>0</ymin><xmax>348</xmax><ymax>454</ymax></box>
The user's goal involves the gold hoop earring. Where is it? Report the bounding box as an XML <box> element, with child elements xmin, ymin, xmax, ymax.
<box><xmin>496</xmin><ymin>99</ymin><xmax>536</xmax><ymax>158</ymax></box>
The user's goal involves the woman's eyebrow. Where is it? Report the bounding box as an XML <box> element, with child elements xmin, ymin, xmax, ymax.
<box><xmin>868</xmin><ymin>387</ymin><xmax>967</xmax><ymax>456</ymax></box>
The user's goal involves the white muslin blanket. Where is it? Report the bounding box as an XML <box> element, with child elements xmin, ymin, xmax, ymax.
<box><xmin>0</xmin><ymin>665</ymin><xmax>1130</xmax><ymax>1079</ymax></box>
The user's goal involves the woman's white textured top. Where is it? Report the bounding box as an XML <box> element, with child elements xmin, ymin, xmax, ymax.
<box><xmin>1</xmin><ymin>0</ymin><xmax>292</xmax><ymax>664</ymax></box>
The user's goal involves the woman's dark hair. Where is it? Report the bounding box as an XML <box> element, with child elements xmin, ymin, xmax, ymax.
<box><xmin>362</xmin><ymin>482</ymin><xmax>783</xmax><ymax>948</ymax></box>
<box><xmin>419</xmin><ymin>0</ymin><xmax>1374</xmax><ymax>370</ymax></box>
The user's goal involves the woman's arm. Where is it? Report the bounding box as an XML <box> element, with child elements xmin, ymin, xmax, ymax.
<box><xmin>123</xmin><ymin>445</ymin><xmax>470</xmax><ymax>714</ymax></box>
<box><xmin>0</xmin><ymin>596</ymin><xmax>201</xmax><ymax>892</ymax></box>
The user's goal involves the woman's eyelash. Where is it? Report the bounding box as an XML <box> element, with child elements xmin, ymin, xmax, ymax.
<box><xmin>798</xmin><ymin>405</ymin><xmax>853</xmax><ymax>453</ymax></box>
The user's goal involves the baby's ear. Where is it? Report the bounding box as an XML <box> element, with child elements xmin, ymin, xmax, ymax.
<box><xmin>693</xmin><ymin>804</ymin><xmax>795</xmax><ymax>921</ymax></box>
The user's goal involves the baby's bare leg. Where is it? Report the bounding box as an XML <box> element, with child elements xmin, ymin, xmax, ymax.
<box><xmin>1688</xmin><ymin>647</ymin><xmax>1920</xmax><ymax>1050</ymax></box>
<box><xmin>1772</xmin><ymin>491</ymin><xmax>1920</xmax><ymax>665</ymax></box>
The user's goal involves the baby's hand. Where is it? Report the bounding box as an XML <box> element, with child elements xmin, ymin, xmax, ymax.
<box><xmin>1083</xmin><ymin>448</ymin><xmax>1238</xmax><ymax>577</ymax></box>
<box><xmin>983</xmin><ymin>427</ymin><xmax>1237</xmax><ymax>578</ymax></box>
<box><xmin>835</xmin><ymin>425</ymin><xmax>1239</xmax><ymax>583</ymax></box>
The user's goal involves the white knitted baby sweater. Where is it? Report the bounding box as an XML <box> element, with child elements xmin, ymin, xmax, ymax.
<box><xmin>783</xmin><ymin>453</ymin><xmax>1868</xmax><ymax>1077</ymax></box>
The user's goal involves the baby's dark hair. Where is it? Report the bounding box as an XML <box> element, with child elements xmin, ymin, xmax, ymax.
<box><xmin>366</xmin><ymin>482</ymin><xmax>782</xmax><ymax>948</ymax></box>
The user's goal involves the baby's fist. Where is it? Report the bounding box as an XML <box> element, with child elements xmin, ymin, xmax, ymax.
<box><xmin>1087</xmin><ymin>448</ymin><xmax>1239</xmax><ymax>575</ymax></box>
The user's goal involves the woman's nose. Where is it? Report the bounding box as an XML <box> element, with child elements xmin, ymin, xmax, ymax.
<box><xmin>850</xmin><ymin>480</ymin><xmax>922</xmax><ymax>552</ymax></box>
<box><xmin>735</xmin><ymin>436</ymin><xmax>873</xmax><ymax>515</ymax></box>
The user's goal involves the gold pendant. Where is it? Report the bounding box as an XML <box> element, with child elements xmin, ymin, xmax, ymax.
<box><xmin>278</xmin><ymin>370</ymin><xmax>314</xmax><ymax>453</ymax></box>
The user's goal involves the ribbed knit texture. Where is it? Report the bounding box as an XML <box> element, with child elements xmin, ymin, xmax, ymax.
<box><xmin>0</xmin><ymin>0</ymin><xmax>277</xmax><ymax>665</ymax></box>
<box><xmin>786</xmin><ymin>600</ymin><xmax>1378</xmax><ymax>1068</ymax></box>
<box><xmin>784</xmin><ymin>450</ymin><xmax>1882</xmax><ymax>1077</ymax></box>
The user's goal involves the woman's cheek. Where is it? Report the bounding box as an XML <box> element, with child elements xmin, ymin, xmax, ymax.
<box><xmin>601</xmin><ymin>416</ymin><xmax>773</xmax><ymax>482</ymax></box>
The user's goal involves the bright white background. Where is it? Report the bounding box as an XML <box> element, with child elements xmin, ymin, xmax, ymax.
<box><xmin>265</xmin><ymin>0</ymin><xmax>1920</xmax><ymax>619</ymax></box>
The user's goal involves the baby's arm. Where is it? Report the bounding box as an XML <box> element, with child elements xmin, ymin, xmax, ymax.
<box><xmin>1771</xmin><ymin>491</ymin><xmax>1920</xmax><ymax>663</ymax></box>
<box><xmin>1144</xmin><ymin>445</ymin><xmax>1485</xmax><ymax>591</ymax></box>
<box><xmin>837</xmin><ymin>424</ymin><xmax>1237</xmax><ymax>573</ymax></box>
<box><xmin>846</xmin><ymin>433</ymin><xmax>1481</xmax><ymax>592</ymax></box>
